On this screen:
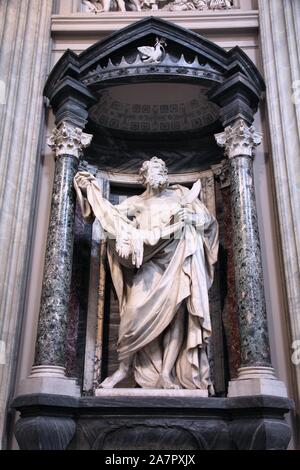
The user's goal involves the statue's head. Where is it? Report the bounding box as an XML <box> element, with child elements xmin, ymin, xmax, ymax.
<box><xmin>139</xmin><ymin>157</ymin><xmax>168</xmax><ymax>190</ymax></box>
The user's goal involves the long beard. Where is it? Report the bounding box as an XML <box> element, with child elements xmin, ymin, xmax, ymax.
<box><xmin>146</xmin><ymin>174</ymin><xmax>168</xmax><ymax>190</ymax></box>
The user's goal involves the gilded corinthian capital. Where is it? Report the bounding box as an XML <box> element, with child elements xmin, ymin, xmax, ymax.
<box><xmin>47</xmin><ymin>122</ymin><xmax>93</xmax><ymax>159</ymax></box>
<box><xmin>215</xmin><ymin>119</ymin><xmax>262</xmax><ymax>159</ymax></box>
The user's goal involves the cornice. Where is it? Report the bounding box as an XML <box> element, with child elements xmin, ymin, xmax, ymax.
<box><xmin>51</xmin><ymin>11</ymin><xmax>259</xmax><ymax>35</ymax></box>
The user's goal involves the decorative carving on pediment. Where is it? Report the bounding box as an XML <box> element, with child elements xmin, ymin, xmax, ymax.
<box><xmin>137</xmin><ymin>37</ymin><xmax>167</xmax><ymax>64</ymax></box>
<box><xmin>81</xmin><ymin>0</ymin><xmax>233</xmax><ymax>13</ymax></box>
<box><xmin>82</xmin><ymin>52</ymin><xmax>222</xmax><ymax>86</ymax></box>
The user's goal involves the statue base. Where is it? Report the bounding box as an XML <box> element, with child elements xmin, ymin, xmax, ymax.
<box><xmin>95</xmin><ymin>388</ymin><xmax>208</xmax><ymax>397</ymax></box>
<box><xmin>12</xmin><ymin>393</ymin><xmax>293</xmax><ymax>450</ymax></box>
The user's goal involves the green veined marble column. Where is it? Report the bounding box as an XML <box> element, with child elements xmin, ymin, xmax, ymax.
<box><xmin>34</xmin><ymin>122</ymin><xmax>92</xmax><ymax>368</ymax></box>
<box><xmin>215</xmin><ymin>120</ymin><xmax>287</xmax><ymax>397</ymax></box>
<box><xmin>215</xmin><ymin>120</ymin><xmax>287</xmax><ymax>396</ymax></box>
<box><xmin>215</xmin><ymin>119</ymin><xmax>271</xmax><ymax>369</ymax></box>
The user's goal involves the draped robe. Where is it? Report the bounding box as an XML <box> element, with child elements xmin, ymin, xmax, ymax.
<box><xmin>74</xmin><ymin>174</ymin><xmax>219</xmax><ymax>389</ymax></box>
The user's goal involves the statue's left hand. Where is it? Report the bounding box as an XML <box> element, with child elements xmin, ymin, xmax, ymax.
<box><xmin>74</xmin><ymin>171</ymin><xmax>96</xmax><ymax>196</ymax></box>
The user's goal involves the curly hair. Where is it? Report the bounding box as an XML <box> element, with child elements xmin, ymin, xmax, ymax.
<box><xmin>138</xmin><ymin>157</ymin><xmax>168</xmax><ymax>186</ymax></box>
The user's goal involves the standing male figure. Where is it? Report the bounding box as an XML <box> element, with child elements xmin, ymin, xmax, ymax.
<box><xmin>74</xmin><ymin>157</ymin><xmax>218</xmax><ymax>390</ymax></box>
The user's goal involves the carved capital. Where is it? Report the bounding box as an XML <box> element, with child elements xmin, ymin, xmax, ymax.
<box><xmin>215</xmin><ymin>119</ymin><xmax>262</xmax><ymax>159</ymax></box>
<box><xmin>47</xmin><ymin>122</ymin><xmax>93</xmax><ymax>159</ymax></box>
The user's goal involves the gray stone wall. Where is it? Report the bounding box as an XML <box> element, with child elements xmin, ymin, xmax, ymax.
<box><xmin>0</xmin><ymin>0</ymin><xmax>53</xmax><ymax>449</ymax></box>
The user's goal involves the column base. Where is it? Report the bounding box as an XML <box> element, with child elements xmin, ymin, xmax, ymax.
<box><xmin>17</xmin><ymin>365</ymin><xmax>80</xmax><ymax>397</ymax></box>
<box><xmin>227</xmin><ymin>367</ymin><xmax>288</xmax><ymax>398</ymax></box>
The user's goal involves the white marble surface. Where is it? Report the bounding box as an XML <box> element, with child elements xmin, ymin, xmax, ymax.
<box><xmin>228</xmin><ymin>366</ymin><xmax>288</xmax><ymax>398</ymax></box>
<box><xmin>75</xmin><ymin>159</ymin><xmax>218</xmax><ymax>391</ymax></box>
<box><xmin>95</xmin><ymin>388</ymin><xmax>208</xmax><ymax>397</ymax></box>
<box><xmin>17</xmin><ymin>366</ymin><xmax>80</xmax><ymax>397</ymax></box>
<box><xmin>228</xmin><ymin>378</ymin><xmax>288</xmax><ymax>398</ymax></box>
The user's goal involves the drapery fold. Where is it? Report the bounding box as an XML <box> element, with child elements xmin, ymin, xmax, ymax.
<box><xmin>75</xmin><ymin>174</ymin><xmax>218</xmax><ymax>389</ymax></box>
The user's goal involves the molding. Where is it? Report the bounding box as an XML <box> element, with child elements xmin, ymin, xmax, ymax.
<box><xmin>51</xmin><ymin>11</ymin><xmax>259</xmax><ymax>34</ymax></box>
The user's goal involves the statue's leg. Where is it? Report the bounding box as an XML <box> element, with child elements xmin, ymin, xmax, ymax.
<box><xmin>117</xmin><ymin>0</ymin><xmax>126</xmax><ymax>11</ymax></box>
<box><xmin>156</xmin><ymin>308</ymin><xmax>184</xmax><ymax>389</ymax></box>
<box><xmin>132</xmin><ymin>0</ymin><xmax>142</xmax><ymax>11</ymax></box>
<box><xmin>98</xmin><ymin>356</ymin><xmax>133</xmax><ymax>388</ymax></box>
<box><xmin>102</xmin><ymin>0</ymin><xmax>111</xmax><ymax>12</ymax></box>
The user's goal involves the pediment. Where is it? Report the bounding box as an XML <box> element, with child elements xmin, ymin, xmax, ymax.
<box><xmin>45</xmin><ymin>17</ymin><xmax>264</xmax><ymax>95</ymax></box>
<box><xmin>44</xmin><ymin>16</ymin><xmax>265</xmax><ymax>142</ymax></box>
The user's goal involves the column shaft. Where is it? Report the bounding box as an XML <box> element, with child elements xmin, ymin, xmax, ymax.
<box><xmin>216</xmin><ymin>119</ymin><xmax>287</xmax><ymax>397</ymax></box>
<box><xmin>34</xmin><ymin>154</ymin><xmax>78</xmax><ymax>366</ymax></box>
<box><xmin>33</xmin><ymin>122</ymin><xmax>92</xmax><ymax>369</ymax></box>
<box><xmin>229</xmin><ymin>155</ymin><xmax>271</xmax><ymax>367</ymax></box>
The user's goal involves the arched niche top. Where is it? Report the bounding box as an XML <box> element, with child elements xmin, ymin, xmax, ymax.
<box><xmin>44</xmin><ymin>16</ymin><xmax>265</xmax><ymax>142</ymax></box>
<box><xmin>45</xmin><ymin>17</ymin><xmax>264</xmax><ymax>97</ymax></box>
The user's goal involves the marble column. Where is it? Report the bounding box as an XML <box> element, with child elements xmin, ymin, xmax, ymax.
<box><xmin>215</xmin><ymin>119</ymin><xmax>287</xmax><ymax>397</ymax></box>
<box><xmin>20</xmin><ymin>122</ymin><xmax>92</xmax><ymax>396</ymax></box>
<box><xmin>0</xmin><ymin>0</ymin><xmax>53</xmax><ymax>448</ymax></box>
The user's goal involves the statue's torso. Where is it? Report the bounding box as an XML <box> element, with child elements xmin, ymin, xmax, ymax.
<box><xmin>129</xmin><ymin>188</ymin><xmax>182</xmax><ymax>231</ymax></box>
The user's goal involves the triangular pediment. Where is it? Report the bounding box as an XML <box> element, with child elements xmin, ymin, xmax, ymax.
<box><xmin>78</xmin><ymin>17</ymin><xmax>228</xmax><ymax>76</ymax></box>
<box><xmin>45</xmin><ymin>17</ymin><xmax>264</xmax><ymax>96</ymax></box>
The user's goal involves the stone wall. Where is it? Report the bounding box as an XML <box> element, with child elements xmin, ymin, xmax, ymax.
<box><xmin>0</xmin><ymin>0</ymin><xmax>53</xmax><ymax>448</ymax></box>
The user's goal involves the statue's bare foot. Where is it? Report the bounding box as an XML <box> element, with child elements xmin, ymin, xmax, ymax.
<box><xmin>98</xmin><ymin>364</ymin><xmax>130</xmax><ymax>389</ymax></box>
<box><xmin>156</xmin><ymin>374</ymin><xmax>181</xmax><ymax>390</ymax></box>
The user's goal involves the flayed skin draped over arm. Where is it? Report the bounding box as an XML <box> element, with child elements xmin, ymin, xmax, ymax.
<box><xmin>74</xmin><ymin>172</ymin><xmax>186</xmax><ymax>268</ymax></box>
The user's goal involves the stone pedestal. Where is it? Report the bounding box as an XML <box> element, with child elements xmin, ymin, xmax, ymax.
<box><xmin>12</xmin><ymin>393</ymin><xmax>292</xmax><ymax>450</ymax></box>
<box><xmin>95</xmin><ymin>388</ymin><xmax>209</xmax><ymax>397</ymax></box>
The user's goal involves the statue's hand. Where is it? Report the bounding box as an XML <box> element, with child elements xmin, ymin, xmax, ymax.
<box><xmin>74</xmin><ymin>171</ymin><xmax>96</xmax><ymax>196</ymax></box>
<box><xmin>177</xmin><ymin>207</ymin><xmax>195</xmax><ymax>225</ymax></box>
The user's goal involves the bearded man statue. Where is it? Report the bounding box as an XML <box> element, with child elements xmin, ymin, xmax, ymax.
<box><xmin>74</xmin><ymin>157</ymin><xmax>218</xmax><ymax>391</ymax></box>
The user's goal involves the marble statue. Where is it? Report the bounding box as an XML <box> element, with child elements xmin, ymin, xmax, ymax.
<box><xmin>82</xmin><ymin>0</ymin><xmax>232</xmax><ymax>11</ymax></box>
<box><xmin>208</xmin><ymin>0</ymin><xmax>232</xmax><ymax>9</ymax></box>
<box><xmin>74</xmin><ymin>157</ymin><xmax>218</xmax><ymax>390</ymax></box>
<box><xmin>82</xmin><ymin>0</ymin><xmax>103</xmax><ymax>12</ymax></box>
<box><xmin>82</xmin><ymin>0</ymin><xmax>142</xmax><ymax>12</ymax></box>
<box><xmin>162</xmin><ymin>0</ymin><xmax>207</xmax><ymax>10</ymax></box>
